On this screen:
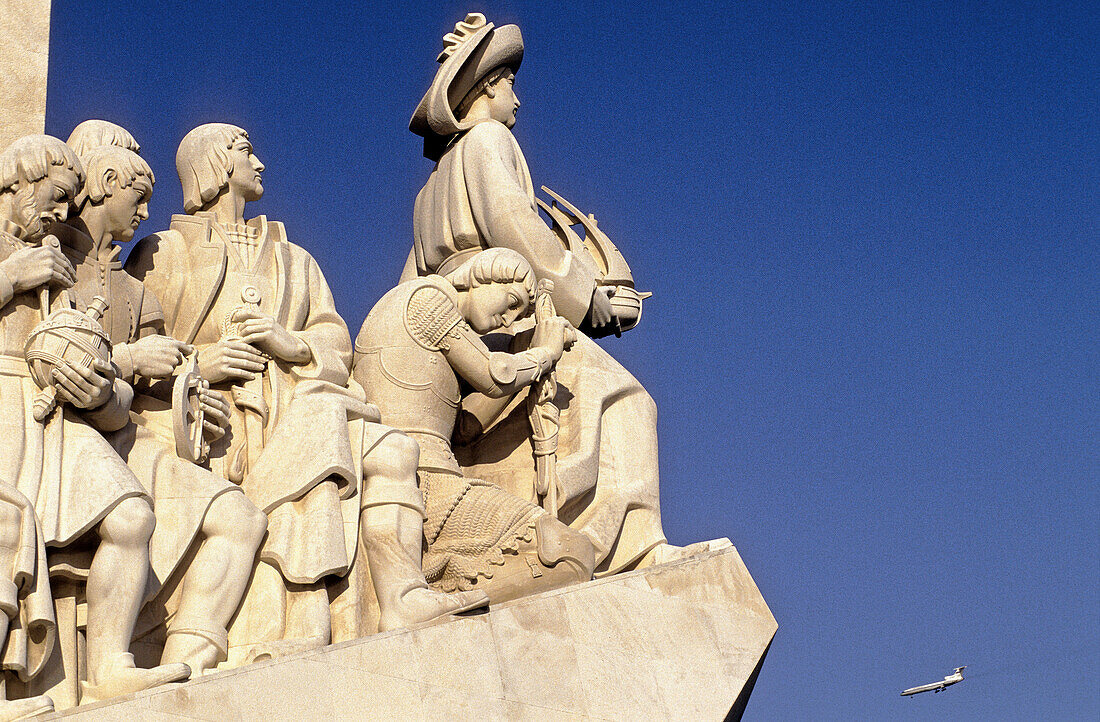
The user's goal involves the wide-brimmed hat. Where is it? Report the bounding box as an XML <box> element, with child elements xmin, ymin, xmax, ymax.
<box><xmin>410</xmin><ymin>13</ymin><xmax>523</xmax><ymax>153</ymax></box>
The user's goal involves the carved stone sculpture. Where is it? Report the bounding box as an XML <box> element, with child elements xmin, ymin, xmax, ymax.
<box><xmin>54</xmin><ymin>138</ymin><xmax>268</xmax><ymax>680</ymax></box>
<box><xmin>0</xmin><ymin>482</ymin><xmax>54</xmax><ymax>720</ymax></box>
<box><xmin>354</xmin><ymin>248</ymin><xmax>595</xmax><ymax>603</ymax></box>
<box><xmin>0</xmin><ymin>134</ymin><xmax>190</xmax><ymax>704</ymax></box>
<box><xmin>406</xmin><ymin>14</ymin><xmax>729</xmax><ymax>576</ymax></box>
<box><xmin>65</xmin><ymin>119</ymin><xmax>140</xmax><ymax>159</ymax></box>
<box><xmin>126</xmin><ymin>124</ymin><xmax>485</xmax><ymax>667</ymax></box>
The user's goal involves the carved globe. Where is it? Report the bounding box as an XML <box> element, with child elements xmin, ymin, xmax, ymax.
<box><xmin>24</xmin><ymin>306</ymin><xmax>112</xmax><ymax>391</ymax></box>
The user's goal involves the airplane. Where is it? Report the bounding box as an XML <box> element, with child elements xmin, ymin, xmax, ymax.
<box><xmin>901</xmin><ymin>667</ymin><xmax>967</xmax><ymax>697</ymax></box>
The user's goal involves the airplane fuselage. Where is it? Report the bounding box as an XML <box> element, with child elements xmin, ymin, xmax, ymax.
<box><xmin>901</xmin><ymin>668</ymin><xmax>966</xmax><ymax>697</ymax></box>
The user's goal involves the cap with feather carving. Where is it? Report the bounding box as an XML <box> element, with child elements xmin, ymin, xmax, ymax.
<box><xmin>410</xmin><ymin>13</ymin><xmax>524</xmax><ymax>159</ymax></box>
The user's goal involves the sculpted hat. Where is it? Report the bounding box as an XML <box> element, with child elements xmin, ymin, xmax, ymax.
<box><xmin>410</xmin><ymin>13</ymin><xmax>523</xmax><ymax>156</ymax></box>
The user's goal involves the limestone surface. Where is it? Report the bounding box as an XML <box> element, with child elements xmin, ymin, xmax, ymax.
<box><xmin>0</xmin><ymin>0</ymin><xmax>51</xmax><ymax>148</ymax></box>
<box><xmin>49</xmin><ymin>546</ymin><xmax>775</xmax><ymax>721</ymax></box>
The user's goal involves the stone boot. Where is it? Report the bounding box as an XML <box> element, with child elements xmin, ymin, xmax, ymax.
<box><xmin>467</xmin><ymin>513</ymin><xmax>596</xmax><ymax>605</ymax></box>
<box><xmin>0</xmin><ymin>694</ymin><xmax>53</xmax><ymax>721</ymax></box>
<box><xmin>162</xmin><ymin>628</ymin><xmax>228</xmax><ymax>678</ymax></box>
<box><xmin>363</xmin><ymin>504</ymin><xmax>489</xmax><ymax>633</ymax></box>
<box><xmin>79</xmin><ymin>653</ymin><xmax>190</xmax><ymax>704</ymax></box>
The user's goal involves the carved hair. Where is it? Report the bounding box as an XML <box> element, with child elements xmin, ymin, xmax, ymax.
<box><xmin>0</xmin><ymin>135</ymin><xmax>84</xmax><ymax>195</ymax></box>
<box><xmin>445</xmin><ymin>248</ymin><xmax>535</xmax><ymax>297</ymax></box>
<box><xmin>455</xmin><ymin>66</ymin><xmax>513</xmax><ymax>120</ymax></box>
<box><xmin>66</xmin><ymin>120</ymin><xmax>141</xmax><ymax>158</ymax></box>
<box><xmin>176</xmin><ymin>123</ymin><xmax>249</xmax><ymax>214</ymax></box>
<box><xmin>76</xmin><ymin>146</ymin><xmax>155</xmax><ymax>208</ymax></box>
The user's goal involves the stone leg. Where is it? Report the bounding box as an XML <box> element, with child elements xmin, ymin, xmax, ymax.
<box><xmin>461</xmin><ymin>513</ymin><xmax>596</xmax><ymax>604</ymax></box>
<box><xmin>0</xmin><ymin>508</ymin><xmax>53</xmax><ymax>719</ymax></box>
<box><xmin>360</xmin><ymin>434</ymin><xmax>488</xmax><ymax>632</ymax></box>
<box><xmin>161</xmin><ymin>493</ymin><xmax>267</xmax><ymax>677</ymax></box>
<box><xmin>80</xmin><ymin>498</ymin><xmax>190</xmax><ymax>703</ymax></box>
<box><xmin>224</xmin><ymin>563</ymin><xmax>330</xmax><ymax>668</ymax></box>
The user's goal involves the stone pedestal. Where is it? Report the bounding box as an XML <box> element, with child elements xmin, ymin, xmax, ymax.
<box><xmin>0</xmin><ymin>0</ymin><xmax>51</xmax><ymax>148</ymax></box>
<box><xmin>49</xmin><ymin>546</ymin><xmax>775</xmax><ymax>721</ymax></box>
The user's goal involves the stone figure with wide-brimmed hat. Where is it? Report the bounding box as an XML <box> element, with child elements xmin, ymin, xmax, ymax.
<box><xmin>404</xmin><ymin>13</ymin><xmax>730</xmax><ymax>576</ymax></box>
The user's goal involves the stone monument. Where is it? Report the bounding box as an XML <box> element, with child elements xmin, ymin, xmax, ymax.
<box><xmin>0</xmin><ymin>0</ymin><xmax>50</xmax><ymax>149</ymax></box>
<box><xmin>0</xmin><ymin>9</ymin><xmax>776</xmax><ymax>720</ymax></box>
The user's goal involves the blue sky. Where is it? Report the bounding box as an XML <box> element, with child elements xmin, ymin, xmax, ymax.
<box><xmin>45</xmin><ymin>2</ymin><xmax>1097</xmax><ymax>718</ymax></box>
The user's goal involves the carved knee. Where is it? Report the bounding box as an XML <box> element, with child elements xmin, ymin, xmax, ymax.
<box><xmin>363</xmin><ymin>431</ymin><xmax>420</xmax><ymax>481</ymax></box>
<box><xmin>204</xmin><ymin>492</ymin><xmax>267</xmax><ymax>548</ymax></box>
<box><xmin>99</xmin><ymin>496</ymin><xmax>155</xmax><ymax>546</ymax></box>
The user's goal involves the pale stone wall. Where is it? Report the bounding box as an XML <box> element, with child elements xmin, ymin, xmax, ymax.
<box><xmin>0</xmin><ymin>0</ymin><xmax>51</xmax><ymax>148</ymax></box>
<box><xmin>50</xmin><ymin>547</ymin><xmax>776</xmax><ymax>721</ymax></box>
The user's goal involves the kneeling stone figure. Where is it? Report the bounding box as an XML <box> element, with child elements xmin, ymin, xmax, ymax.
<box><xmin>355</xmin><ymin>248</ymin><xmax>595</xmax><ymax>602</ymax></box>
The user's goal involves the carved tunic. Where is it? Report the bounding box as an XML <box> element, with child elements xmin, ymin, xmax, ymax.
<box><xmin>128</xmin><ymin>213</ymin><xmax>401</xmax><ymax>585</ymax></box>
<box><xmin>50</xmin><ymin>222</ymin><xmax>243</xmax><ymax>594</ymax></box>
<box><xmin>355</xmin><ymin>277</ymin><xmax>465</xmax><ymax>474</ymax></box>
<box><xmin>0</xmin><ymin>228</ymin><xmax>148</xmax><ymax>555</ymax></box>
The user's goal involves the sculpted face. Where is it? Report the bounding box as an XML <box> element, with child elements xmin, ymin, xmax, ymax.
<box><xmin>18</xmin><ymin>168</ymin><xmax>81</xmax><ymax>239</ymax></box>
<box><xmin>226</xmin><ymin>136</ymin><xmax>265</xmax><ymax>202</ymax></box>
<box><xmin>488</xmin><ymin>71</ymin><xmax>520</xmax><ymax>128</ymax></box>
<box><xmin>102</xmin><ymin>176</ymin><xmax>151</xmax><ymax>242</ymax></box>
<box><xmin>464</xmin><ymin>281</ymin><xmax>530</xmax><ymax>333</ymax></box>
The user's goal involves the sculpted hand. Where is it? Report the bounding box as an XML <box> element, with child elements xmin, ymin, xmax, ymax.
<box><xmin>232</xmin><ymin>308</ymin><xmax>310</xmax><ymax>364</ymax></box>
<box><xmin>127</xmin><ymin>336</ymin><xmax>194</xmax><ymax>379</ymax></box>
<box><xmin>0</xmin><ymin>243</ymin><xmax>75</xmax><ymax>293</ymax></box>
<box><xmin>197</xmin><ymin>339</ymin><xmax>267</xmax><ymax>383</ymax></box>
<box><xmin>586</xmin><ymin>286</ymin><xmax>614</xmax><ymax>331</ymax></box>
<box><xmin>530</xmin><ymin>316</ymin><xmax>573</xmax><ymax>362</ymax></box>
<box><xmin>197</xmin><ymin>385</ymin><xmax>230</xmax><ymax>441</ymax></box>
<box><xmin>52</xmin><ymin>359</ymin><xmax>115</xmax><ymax>409</ymax></box>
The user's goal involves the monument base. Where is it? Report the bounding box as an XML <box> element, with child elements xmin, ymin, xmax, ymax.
<box><xmin>49</xmin><ymin>546</ymin><xmax>775</xmax><ymax>721</ymax></box>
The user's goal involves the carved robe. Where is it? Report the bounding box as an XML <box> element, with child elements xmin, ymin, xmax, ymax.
<box><xmin>0</xmin><ymin>227</ymin><xmax>148</xmax><ymax>565</ymax></box>
<box><xmin>406</xmin><ymin>119</ymin><xmax>669</xmax><ymax>574</ymax></box>
<box><xmin>51</xmin><ymin>222</ymin><xmax>244</xmax><ymax>597</ymax></box>
<box><xmin>0</xmin><ymin>482</ymin><xmax>53</xmax><ymax>683</ymax></box>
<box><xmin>127</xmin><ymin>213</ymin><xmax>383</xmax><ymax>588</ymax></box>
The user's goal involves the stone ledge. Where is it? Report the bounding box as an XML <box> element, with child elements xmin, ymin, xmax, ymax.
<box><xmin>51</xmin><ymin>546</ymin><xmax>776</xmax><ymax>721</ymax></box>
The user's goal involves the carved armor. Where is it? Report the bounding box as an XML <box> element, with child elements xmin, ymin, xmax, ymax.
<box><xmin>354</xmin><ymin>275</ymin><xmax>594</xmax><ymax>602</ymax></box>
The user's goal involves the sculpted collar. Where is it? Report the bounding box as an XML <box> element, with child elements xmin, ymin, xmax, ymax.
<box><xmin>189</xmin><ymin>212</ymin><xmax>270</xmax><ymax>237</ymax></box>
<box><xmin>53</xmin><ymin>222</ymin><xmax>122</xmax><ymax>268</ymax></box>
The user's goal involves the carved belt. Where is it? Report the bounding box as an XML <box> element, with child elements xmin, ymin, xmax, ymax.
<box><xmin>0</xmin><ymin>354</ymin><xmax>31</xmax><ymax>377</ymax></box>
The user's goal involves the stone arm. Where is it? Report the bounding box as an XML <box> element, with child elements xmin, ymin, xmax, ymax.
<box><xmin>462</xmin><ymin>122</ymin><xmax>598</xmax><ymax>327</ymax></box>
<box><xmin>80</xmin><ymin>377</ymin><xmax>134</xmax><ymax>432</ymax></box>
<box><xmin>125</xmin><ymin>232</ymin><xmax>186</xmax><ymax>337</ymax></box>
<box><xmin>111</xmin><ymin>287</ymin><xmax>168</xmax><ymax>383</ymax></box>
<box><xmin>286</xmin><ymin>252</ymin><xmax>352</xmax><ymax>386</ymax></box>
<box><xmin>442</xmin><ymin>320</ymin><xmax>553</xmax><ymax>399</ymax></box>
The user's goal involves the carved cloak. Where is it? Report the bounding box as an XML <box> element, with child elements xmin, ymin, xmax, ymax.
<box><xmin>127</xmin><ymin>214</ymin><xmax>372</xmax><ymax>585</ymax></box>
<box><xmin>406</xmin><ymin>120</ymin><xmax>669</xmax><ymax>574</ymax></box>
